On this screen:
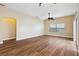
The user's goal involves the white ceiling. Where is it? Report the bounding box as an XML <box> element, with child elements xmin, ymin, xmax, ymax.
<box><xmin>3</xmin><ymin>3</ymin><xmax>79</xmax><ymax>20</ymax></box>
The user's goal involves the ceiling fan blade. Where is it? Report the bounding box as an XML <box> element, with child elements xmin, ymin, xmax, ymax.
<box><xmin>0</xmin><ymin>3</ymin><xmax>5</xmax><ymax>6</ymax></box>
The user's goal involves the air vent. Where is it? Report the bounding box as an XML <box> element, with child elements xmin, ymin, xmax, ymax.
<box><xmin>0</xmin><ymin>3</ymin><xmax>5</xmax><ymax>6</ymax></box>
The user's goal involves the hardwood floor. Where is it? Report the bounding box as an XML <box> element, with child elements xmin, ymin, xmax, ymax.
<box><xmin>0</xmin><ymin>35</ymin><xmax>78</xmax><ymax>56</ymax></box>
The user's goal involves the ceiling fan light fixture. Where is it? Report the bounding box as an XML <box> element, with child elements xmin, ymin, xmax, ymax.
<box><xmin>39</xmin><ymin>3</ymin><xmax>42</xmax><ymax>7</ymax></box>
<box><xmin>48</xmin><ymin>17</ymin><xmax>54</xmax><ymax>20</ymax></box>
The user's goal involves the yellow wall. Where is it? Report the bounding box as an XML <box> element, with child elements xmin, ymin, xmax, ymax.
<box><xmin>44</xmin><ymin>15</ymin><xmax>74</xmax><ymax>38</ymax></box>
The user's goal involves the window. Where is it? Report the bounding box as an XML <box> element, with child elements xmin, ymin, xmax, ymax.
<box><xmin>49</xmin><ymin>23</ymin><xmax>64</xmax><ymax>32</ymax></box>
<box><xmin>50</xmin><ymin>24</ymin><xmax>57</xmax><ymax>32</ymax></box>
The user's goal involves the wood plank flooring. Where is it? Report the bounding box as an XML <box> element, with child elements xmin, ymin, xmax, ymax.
<box><xmin>0</xmin><ymin>35</ymin><xmax>78</xmax><ymax>56</ymax></box>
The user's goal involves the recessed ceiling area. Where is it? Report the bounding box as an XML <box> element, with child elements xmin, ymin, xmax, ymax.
<box><xmin>3</xmin><ymin>3</ymin><xmax>79</xmax><ymax>20</ymax></box>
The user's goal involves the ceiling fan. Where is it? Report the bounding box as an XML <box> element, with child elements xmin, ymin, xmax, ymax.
<box><xmin>39</xmin><ymin>3</ymin><xmax>55</xmax><ymax>20</ymax></box>
<box><xmin>47</xmin><ymin>12</ymin><xmax>54</xmax><ymax>20</ymax></box>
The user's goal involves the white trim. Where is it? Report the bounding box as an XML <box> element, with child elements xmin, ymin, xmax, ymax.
<box><xmin>16</xmin><ymin>34</ymin><xmax>43</xmax><ymax>41</ymax></box>
<box><xmin>2</xmin><ymin>37</ymin><xmax>16</xmax><ymax>41</ymax></box>
<box><xmin>47</xmin><ymin>34</ymin><xmax>73</xmax><ymax>38</ymax></box>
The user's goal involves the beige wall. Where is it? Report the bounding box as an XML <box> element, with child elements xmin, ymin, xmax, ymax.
<box><xmin>44</xmin><ymin>15</ymin><xmax>74</xmax><ymax>38</ymax></box>
<box><xmin>0</xmin><ymin>6</ymin><xmax>44</xmax><ymax>43</ymax></box>
<box><xmin>17</xmin><ymin>14</ymin><xmax>44</xmax><ymax>40</ymax></box>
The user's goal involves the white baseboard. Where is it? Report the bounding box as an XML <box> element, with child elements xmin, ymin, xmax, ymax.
<box><xmin>17</xmin><ymin>34</ymin><xmax>43</xmax><ymax>41</ymax></box>
<box><xmin>2</xmin><ymin>37</ymin><xmax>16</xmax><ymax>41</ymax></box>
<box><xmin>47</xmin><ymin>34</ymin><xmax>73</xmax><ymax>38</ymax></box>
